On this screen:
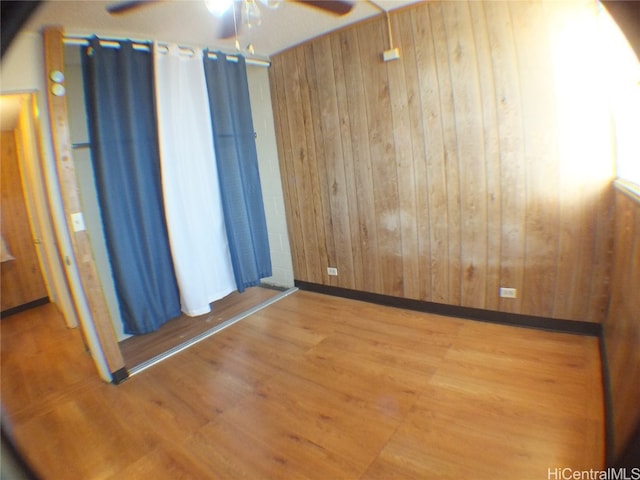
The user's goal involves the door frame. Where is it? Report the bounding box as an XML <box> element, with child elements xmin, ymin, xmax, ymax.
<box><xmin>42</xmin><ymin>26</ymin><xmax>127</xmax><ymax>383</ymax></box>
<box><xmin>5</xmin><ymin>92</ymin><xmax>76</xmax><ymax>325</ymax></box>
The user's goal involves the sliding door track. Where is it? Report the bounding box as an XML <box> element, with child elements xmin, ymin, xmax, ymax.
<box><xmin>127</xmin><ymin>287</ymin><xmax>297</xmax><ymax>377</ymax></box>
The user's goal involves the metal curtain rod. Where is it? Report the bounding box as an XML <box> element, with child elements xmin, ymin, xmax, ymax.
<box><xmin>63</xmin><ymin>35</ymin><xmax>271</xmax><ymax>67</ymax></box>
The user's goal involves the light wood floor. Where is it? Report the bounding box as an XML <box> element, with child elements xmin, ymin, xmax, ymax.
<box><xmin>119</xmin><ymin>286</ymin><xmax>282</xmax><ymax>368</ymax></box>
<box><xmin>1</xmin><ymin>291</ymin><xmax>604</xmax><ymax>479</ymax></box>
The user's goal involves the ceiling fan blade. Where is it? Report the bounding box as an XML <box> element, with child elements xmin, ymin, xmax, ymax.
<box><xmin>106</xmin><ymin>0</ymin><xmax>160</xmax><ymax>15</ymax></box>
<box><xmin>294</xmin><ymin>0</ymin><xmax>354</xmax><ymax>16</ymax></box>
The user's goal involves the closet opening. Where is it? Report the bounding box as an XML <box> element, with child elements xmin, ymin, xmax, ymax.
<box><xmin>62</xmin><ymin>39</ymin><xmax>294</xmax><ymax>374</ymax></box>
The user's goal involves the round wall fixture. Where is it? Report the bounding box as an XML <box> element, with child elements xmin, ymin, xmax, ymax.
<box><xmin>50</xmin><ymin>70</ymin><xmax>65</xmax><ymax>83</ymax></box>
<box><xmin>51</xmin><ymin>83</ymin><xmax>66</xmax><ymax>97</ymax></box>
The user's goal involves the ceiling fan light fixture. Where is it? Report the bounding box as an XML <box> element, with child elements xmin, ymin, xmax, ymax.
<box><xmin>204</xmin><ymin>0</ymin><xmax>234</xmax><ymax>16</ymax></box>
<box><xmin>259</xmin><ymin>0</ymin><xmax>283</xmax><ymax>10</ymax></box>
<box><xmin>241</xmin><ymin>0</ymin><xmax>262</xmax><ymax>29</ymax></box>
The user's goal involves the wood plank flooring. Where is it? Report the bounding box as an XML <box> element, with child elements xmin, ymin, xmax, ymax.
<box><xmin>119</xmin><ymin>286</ymin><xmax>282</xmax><ymax>369</ymax></box>
<box><xmin>1</xmin><ymin>291</ymin><xmax>604</xmax><ymax>479</ymax></box>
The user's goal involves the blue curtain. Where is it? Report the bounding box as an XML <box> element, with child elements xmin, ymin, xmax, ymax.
<box><xmin>203</xmin><ymin>51</ymin><xmax>272</xmax><ymax>292</ymax></box>
<box><xmin>82</xmin><ymin>38</ymin><xmax>181</xmax><ymax>334</ymax></box>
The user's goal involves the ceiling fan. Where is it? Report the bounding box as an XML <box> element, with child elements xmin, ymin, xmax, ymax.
<box><xmin>106</xmin><ymin>0</ymin><xmax>355</xmax><ymax>39</ymax></box>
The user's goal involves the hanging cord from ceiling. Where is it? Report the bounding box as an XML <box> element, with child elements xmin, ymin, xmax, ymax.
<box><xmin>368</xmin><ymin>0</ymin><xmax>401</xmax><ymax>62</ymax></box>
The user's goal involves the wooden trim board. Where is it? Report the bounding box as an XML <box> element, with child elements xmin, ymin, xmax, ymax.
<box><xmin>43</xmin><ymin>26</ymin><xmax>126</xmax><ymax>380</ymax></box>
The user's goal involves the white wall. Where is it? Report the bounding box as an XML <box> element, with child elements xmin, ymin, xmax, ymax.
<box><xmin>64</xmin><ymin>47</ymin><xmax>129</xmax><ymax>341</ymax></box>
<box><xmin>247</xmin><ymin>65</ymin><xmax>295</xmax><ymax>289</ymax></box>
<box><xmin>1</xmin><ymin>33</ymin><xmax>44</xmax><ymax>91</ymax></box>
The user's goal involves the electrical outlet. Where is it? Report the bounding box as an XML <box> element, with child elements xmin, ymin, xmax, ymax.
<box><xmin>327</xmin><ymin>267</ymin><xmax>338</xmax><ymax>276</ymax></box>
<box><xmin>499</xmin><ymin>287</ymin><xmax>517</xmax><ymax>299</ymax></box>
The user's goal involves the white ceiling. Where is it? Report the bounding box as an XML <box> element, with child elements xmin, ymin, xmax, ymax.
<box><xmin>23</xmin><ymin>0</ymin><xmax>422</xmax><ymax>58</ymax></box>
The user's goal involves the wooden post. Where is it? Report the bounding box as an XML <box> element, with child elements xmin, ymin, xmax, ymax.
<box><xmin>42</xmin><ymin>26</ymin><xmax>127</xmax><ymax>383</ymax></box>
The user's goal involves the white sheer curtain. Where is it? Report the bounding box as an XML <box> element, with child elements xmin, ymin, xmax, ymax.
<box><xmin>154</xmin><ymin>43</ymin><xmax>235</xmax><ymax>316</ymax></box>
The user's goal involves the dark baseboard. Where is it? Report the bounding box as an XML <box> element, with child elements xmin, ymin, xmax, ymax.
<box><xmin>111</xmin><ymin>368</ymin><xmax>129</xmax><ymax>385</ymax></box>
<box><xmin>601</xmin><ymin>334</ymin><xmax>640</xmax><ymax>468</ymax></box>
<box><xmin>615</xmin><ymin>421</ymin><xmax>640</xmax><ymax>469</ymax></box>
<box><xmin>294</xmin><ymin>281</ymin><xmax>602</xmax><ymax>337</ymax></box>
<box><xmin>600</xmin><ymin>335</ymin><xmax>615</xmax><ymax>467</ymax></box>
<box><xmin>1</xmin><ymin>297</ymin><xmax>50</xmax><ymax>318</ymax></box>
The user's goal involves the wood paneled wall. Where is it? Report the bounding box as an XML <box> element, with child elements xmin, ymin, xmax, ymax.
<box><xmin>604</xmin><ymin>187</ymin><xmax>640</xmax><ymax>461</ymax></box>
<box><xmin>269</xmin><ymin>0</ymin><xmax>615</xmax><ymax>322</ymax></box>
<box><xmin>1</xmin><ymin>131</ymin><xmax>48</xmax><ymax>311</ymax></box>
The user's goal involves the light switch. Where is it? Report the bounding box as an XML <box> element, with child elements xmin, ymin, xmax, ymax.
<box><xmin>71</xmin><ymin>212</ymin><xmax>86</xmax><ymax>232</ymax></box>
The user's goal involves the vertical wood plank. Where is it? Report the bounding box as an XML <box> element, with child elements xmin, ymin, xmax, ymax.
<box><xmin>442</xmin><ymin>1</ymin><xmax>488</xmax><ymax>309</ymax></box>
<box><xmin>282</xmin><ymin>49</ymin><xmax>324</xmax><ymax>283</ymax></box>
<box><xmin>587</xmin><ymin>185</ymin><xmax>614</xmax><ymax>323</ymax></box>
<box><xmin>388</xmin><ymin>10</ymin><xmax>421</xmax><ymax>300</ymax></box>
<box><xmin>312</xmin><ymin>37</ymin><xmax>355</xmax><ymax>288</ymax></box>
<box><xmin>330</xmin><ymin>34</ymin><xmax>363</xmax><ymax>290</ymax></box>
<box><xmin>489</xmin><ymin>2</ymin><xmax>526</xmax><ymax>314</ymax></box>
<box><xmin>340</xmin><ymin>27</ymin><xmax>382</xmax><ymax>294</ymax></box>
<box><xmin>413</xmin><ymin>4</ymin><xmax>449</xmax><ymax>304</ymax></box>
<box><xmin>469</xmin><ymin>1</ymin><xmax>501</xmax><ymax>311</ymax></box>
<box><xmin>282</xmin><ymin>49</ymin><xmax>315</xmax><ymax>281</ymax></box>
<box><xmin>395</xmin><ymin>7</ymin><xmax>432</xmax><ymax>302</ymax></box>
<box><xmin>430</xmin><ymin>1</ymin><xmax>462</xmax><ymax>306</ymax></box>
<box><xmin>358</xmin><ymin>18</ymin><xmax>403</xmax><ymax>297</ymax></box>
<box><xmin>604</xmin><ymin>189</ymin><xmax>640</xmax><ymax>459</ymax></box>
<box><xmin>296</xmin><ymin>45</ymin><xmax>332</xmax><ymax>285</ymax></box>
<box><xmin>43</xmin><ymin>27</ymin><xmax>125</xmax><ymax>375</ymax></box>
<box><xmin>510</xmin><ymin>0</ymin><xmax>560</xmax><ymax>318</ymax></box>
